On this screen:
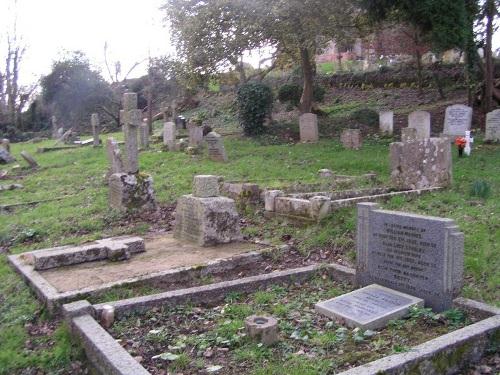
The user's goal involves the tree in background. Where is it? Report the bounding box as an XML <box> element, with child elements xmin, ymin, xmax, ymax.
<box><xmin>40</xmin><ymin>52</ymin><xmax>113</xmax><ymax>132</ymax></box>
<box><xmin>479</xmin><ymin>0</ymin><xmax>499</xmax><ymax>111</ymax></box>
<box><xmin>163</xmin><ymin>0</ymin><xmax>361</xmax><ymax>114</ymax></box>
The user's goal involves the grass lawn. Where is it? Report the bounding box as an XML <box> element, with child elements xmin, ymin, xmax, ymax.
<box><xmin>0</xmin><ymin>133</ymin><xmax>498</xmax><ymax>374</ymax></box>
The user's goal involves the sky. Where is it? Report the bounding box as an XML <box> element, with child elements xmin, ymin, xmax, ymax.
<box><xmin>1</xmin><ymin>0</ymin><xmax>500</xmax><ymax>87</ymax></box>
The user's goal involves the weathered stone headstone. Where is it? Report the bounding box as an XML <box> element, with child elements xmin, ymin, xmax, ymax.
<box><xmin>163</xmin><ymin>122</ymin><xmax>176</xmax><ymax>151</ymax></box>
<box><xmin>0</xmin><ymin>148</ymin><xmax>15</xmax><ymax>164</ymax></box>
<box><xmin>139</xmin><ymin>122</ymin><xmax>149</xmax><ymax>149</ymax></box>
<box><xmin>390</xmin><ymin>138</ymin><xmax>451</xmax><ymax>189</ymax></box>
<box><xmin>315</xmin><ymin>284</ymin><xmax>424</xmax><ymax>329</ymax></box>
<box><xmin>379</xmin><ymin>111</ymin><xmax>394</xmax><ymax>135</ymax></box>
<box><xmin>51</xmin><ymin>115</ymin><xmax>59</xmax><ymax>139</ymax></box>
<box><xmin>356</xmin><ymin>202</ymin><xmax>464</xmax><ymax>312</ymax></box>
<box><xmin>1</xmin><ymin>138</ymin><xmax>10</xmax><ymax>152</ymax></box>
<box><xmin>20</xmin><ymin>151</ymin><xmax>39</xmax><ymax>169</ymax></box>
<box><xmin>408</xmin><ymin>111</ymin><xmax>431</xmax><ymax>139</ymax></box>
<box><xmin>174</xmin><ymin>176</ymin><xmax>241</xmax><ymax>246</ymax></box>
<box><xmin>105</xmin><ymin>138</ymin><xmax>124</xmax><ymax>178</ymax></box>
<box><xmin>485</xmin><ymin>109</ymin><xmax>500</xmax><ymax>142</ymax></box>
<box><xmin>299</xmin><ymin>113</ymin><xmax>319</xmax><ymax>143</ymax></box>
<box><xmin>205</xmin><ymin>132</ymin><xmax>228</xmax><ymax>162</ymax></box>
<box><xmin>122</xmin><ymin>93</ymin><xmax>141</xmax><ymax>174</ymax></box>
<box><xmin>188</xmin><ymin>126</ymin><xmax>204</xmax><ymax>148</ymax></box>
<box><xmin>340</xmin><ymin>129</ymin><xmax>362</xmax><ymax>149</ymax></box>
<box><xmin>91</xmin><ymin>113</ymin><xmax>100</xmax><ymax>147</ymax></box>
<box><xmin>109</xmin><ymin>173</ymin><xmax>156</xmax><ymax>212</ymax></box>
<box><xmin>401</xmin><ymin>127</ymin><xmax>418</xmax><ymax>142</ymax></box>
<box><xmin>443</xmin><ymin>104</ymin><xmax>472</xmax><ymax>137</ymax></box>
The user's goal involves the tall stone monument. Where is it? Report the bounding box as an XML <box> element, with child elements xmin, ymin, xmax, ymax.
<box><xmin>356</xmin><ymin>202</ymin><xmax>464</xmax><ymax>312</ymax></box>
<box><xmin>408</xmin><ymin>111</ymin><xmax>431</xmax><ymax>139</ymax></box>
<box><xmin>91</xmin><ymin>113</ymin><xmax>100</xmax><ymax>147</ymax></box>
<box><xmin>390</xmin><ymin>138</ymin><xmax>451</xmax><ymax>189</ymax></box>
<box><xmin>109</xmin><ymin>93</ymin><xmax>156</xmax><ymax>212</ymax></box>
<box><xmin>443</xmin><ymin>104</ymin><xmax>472</xmax><ymax>138</ymax></box>
<box><xmin>299</xmin><ymin>113</ymin><xmax>319</xmax><ymax>143</ymax></box>
<box><xmin>485</xmin><ymin>109</ymin><xmax>500</xmax><ymax>142</ymax></box>
<box><xmin>174</xmin><ymin>175</ymin><xmax>241</xmax><ymax>246</ymax></box>
<box><xmin>379</xmin><ymin>111</ymin><xmax>393</xmax><ymax>135</ymax></box>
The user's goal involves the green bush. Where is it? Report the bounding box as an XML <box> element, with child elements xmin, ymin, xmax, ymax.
<box><xmin>278</xmin><ymin>83</ymin><xmax>326</xmax><ymax>107</ymax></box>
<box><xmin>237</xmin><ymin>82</ymin><xmax>273</xmax><ymax>136</ymax></box>
<box><xmin>470</xmin><ymin>180</ymin><xmax>491</xmax><ymax>199</ymax></box>
<box><xmin>313</xmin><ymin>85</ymin><xmax>326</xmax><ymax>103</ymax></box>
<box><xmin>350</xmin><ymin>108</ymin><xmax>379</xmax><ymax>127</ymax></box>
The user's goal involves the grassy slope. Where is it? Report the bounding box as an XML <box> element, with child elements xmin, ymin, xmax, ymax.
<box><xmin>0</xmin><ymin>125</ymin><xmax>498</xmax><ymax>373</ymax></box>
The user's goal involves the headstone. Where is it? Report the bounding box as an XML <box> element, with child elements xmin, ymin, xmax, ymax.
<box><xmin>340</xmin><ymin>129</ymin><xmax>362</xmax><ymax>150</ymax></box>
<box><xmin>20</xmin><ymin>151</ymin><xmax>39</xmax><ymax>169</ymax></box>
<box><xmin>188</xmin><ymin>126</ymin><xmax>204</xmax><ymax>148</ymax></box>
<box><xmin>163</xmin><ymin>122</ymin><xmax>176</xmax><ymax>151</ymax></box>
<box><xmin>485</xmin><ymin>109</ymin><xmax>500</xmax><ymax>142</ymax></box>
<box><xmin>122</xmin><ymin>93</ymin><xmax>140</xmax><ymax>174</ymax></box>
<box><xmin>408</xmin><ymin>111</ymin><xmax>431</xmax><ymax>139</ymax></box>
<box><xmin>401</xmin><ymin>127</ymin><xmax>417</xmax><ymax>142</ymax></box>
<box><xmin>205</xmin><ymin>132</ymin><xmax>228</xmax><ymax>162</ymax></box>
<box><xmin>379</xmin><ymin>111</ymin><xmax>394</xmax><ymax>135</ymax></box>
<box><xmin>390</xmin><ymin>138</ymin><xmax>451</xmax><ymax>189</ymax></box>
<box><xmin>315</xmin><ymin>284</ymin><xmax>424</xmax><ymax>329</ymax></box>
<box><xmin>139</xmin><ymin>122</ymin><xmax>149</xmax><ymax>149</ymax></box>
<box><xmin>299</xmin><ymin>113</ymin><xmax>319</xmax><ymax>142</ymax></box>
<box><xmin>51</xmin><ymin>115</ymin><xmax>59</xmax><ymax>139</ymax></box>
<box><xmin>192</xmin><ymin>175</ymin><xmax>219</xmax><ymax>198</ymax></box>
<box><xmin>174</xmin><ymin>176</ymin><xmax>241</xmax><ymax>246</ymax></box>
<box><xmin>0</xmin><ymin>148</ymin><xmax>15</xmax><ymax>164</ymax></box>
<box><xmin>356</xmin><ymin>202</ymin><xmax>464</xmax><ymax>312</ymax></box>
<box><xmin>1</xmin><ymin>138</ymin><xmax>10</xmax><ymax>153</ymax></box>
<box><xmin>105</xmin><ymin>138</ymin><xmax>124</xmax><ymax>178</ymax></box>
<box><xmin>109</xmin><ymin>173</ymin><xmax>156</xmax><ymax>212</ymax></box>
<box><xmin>91</xmin><ymin>113</ymin><xmax>100</xmax><ymax>147</ymax></box>
<box><xmin>443</xmin><ymin>104</ymin><xmax>472</xmax><ymax>137</ymax></box>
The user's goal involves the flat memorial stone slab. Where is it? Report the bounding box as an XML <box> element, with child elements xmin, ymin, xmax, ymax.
<box><xmin>315</xmin><ymin>284</ymin><xmax>423</xmax><ymax>330</ymax></box>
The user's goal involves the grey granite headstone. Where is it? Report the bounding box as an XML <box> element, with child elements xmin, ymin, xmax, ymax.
<box><xmin>443</xmin><ymin>104</ymin><xmax>472</xmax><ymax>137</ymax></box>
<box><xmin>315</xmin><ymin>284</ymin><xmax>423</xmax><ymax>329</ymax></box>
<box><xmin>189</xmin><ymin>126</ymin><xmax>204</xmax><ymax>147</ymax></box>
<box><xmin>408</xmin><ymin>111</ymin><xmax>430</xmax><ymax>139</ymax></box>
<box><xmin>485</xmin><ymin>109</ymin><xmax>500</xmax><ymax>142</ymax></box>
<box><xmin>356</xmin><ymin>202</ymin><xmax>464</xmax><ymax>312</ymax></box>
<box><xmin>299</xmin><ymin>113</ymin><xmax>319</xmax><ymax>143</ymax></box>
<box><xmin>379</xmin><ymin>111</ymin><xmax>394</xmax><ymax>135</ymax></box>
<box><xmin>205</xmin><ymin>132</ymin><xmax>228</xmax><ymax>162</ymax></box>
<box><xmin>163</xmin><ymin>122</ymin><xmax>176</xmax><ymax>151</ymax></box>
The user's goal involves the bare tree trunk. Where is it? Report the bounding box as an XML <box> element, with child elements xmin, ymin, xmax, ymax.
<box><xmin>299</xmin><ymin>47</ymin><xmax>314</xmax><ymax>114</ymax></box>
<box><xmin>484</xmin><ymin>0</ymin><xmax>494</xmax><ymax>113</ymax></box>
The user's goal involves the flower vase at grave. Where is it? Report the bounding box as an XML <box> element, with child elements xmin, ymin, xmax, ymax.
<box><xmin>455</xmin><ymin>137</ymin><xmax>466</xmax><ymax>157</ymax></box>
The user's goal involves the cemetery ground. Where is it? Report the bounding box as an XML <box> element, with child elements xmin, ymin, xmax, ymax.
<box><xmin>0</xmin><ymin>88</ymin><xmax>499</xmax><ymax>373</ymax></box>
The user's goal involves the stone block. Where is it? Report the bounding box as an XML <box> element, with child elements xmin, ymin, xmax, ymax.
<box><xmin>174</xmin><ymin>195</ymin><xmax>241</xmax><ymax>246</ymax></box>
<box><xmin>245</xmin><ymin>315</ymin><xmax>279</xmax><ymax>345</ymax></box>
<box><xmin>299</xmin><ymin>113</ymin><xmax>319</xmax><ymax>142</ymax></box>
<box><xmin>109</xmin><ymin>173</ymin><xmax>156</xmax><ymax>212</ymax></box>
<box><xmin>340</xmin><ymin>129</ymin><xmax>362</xmax><ymax>149</ymax></box>
<box><xmin>401</xmin><ymin>127</ymin><xmax>417</xmax><ymax>142</ymax></box>
<box><xmin>193</xmin><ymin>175</ymin><xmax>220</xmax><ymax>198</ymax></box>
<box><xmin>264</xmin><ymin>190</ymin><xmax>284</xmax><ymax>212</ymax></box>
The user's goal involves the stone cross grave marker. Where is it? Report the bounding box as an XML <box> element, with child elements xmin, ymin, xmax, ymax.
<box><xmin>340</xmin><ymin>129</ymin><xmax>362</xmax><ymax>149</ymax></box>
<box><xmin>315</xmin><ymin>284</ymin><xmax>423</xmax><ymax>330</ymax></box>
<box><xmin>443</xmin><ymin>104</ymin><xmax>472</xmax><ymax>137</ymax></box>
<box><xmin>91</xmin><ymin>113</ymin><xmax>100</xmax><ymax>147</ymax></box>
<box><xmin>408</xmin><ymin>111</ymin><xmax>431</xmax><ymax>139</ymax></box>
<box><xmin>356</xmin><ymin>202</ymin><xmax>464</xmax><ymax>312</ymax></box>
<box><xmin>299</xmin><ymin>113</ymin><xmax>319</xmax><ymax>142</ymax></box>
<box><xmin>205</xmin><ymin>132</ymin><xmax>228</xmax><ymax>162</ymax></box>
<box><xmin>163</xmin><ymin>122</ymin><xmax>177</xmax><ymax>151</ymax></box>
<box><xmin>121</xmin><ymin>93</ymin><xmax>141</xmax><ymax>174</ymax></box>
<box><xmin>485</xmin><ymin>109</ymin><xmax>500</xmax><ymax>142</ymax></box>
<box><xmin>379</xmin><ymin>111</ymin><xmax>393</xmax><ymax>135</ymax></box>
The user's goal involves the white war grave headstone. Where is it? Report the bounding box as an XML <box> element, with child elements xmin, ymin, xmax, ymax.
<box><xmin>379</xmin><ymin>111</ymin><xmax>393</xmax><ymax>135</ymax></box>
<box><xmin>485</xmin><ymin>109</ymin><xmax>500</xmax><ymax>142</ymax></box>
<box><xmin>443</xmin><ymin>104</ymin><xmax>472</xmax><ymax>138</ymax></box>
<box><xmin>408</xmin><ymin>111</ymin><xmax>431</xmax><ymax>139</ymax></box>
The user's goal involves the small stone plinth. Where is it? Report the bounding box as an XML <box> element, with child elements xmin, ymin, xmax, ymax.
<box><xmin>193</xmin><ymin>175</ymin><xmax>219</xmax><ymax>198</ymax></box>
<box><xmin>174</xmin><ymin>195</ymin><xmax>241</xmax><ymax>246</ymax></box>
<box><xmin>245</xmin><ymin>315</ymin><xmax>279</xmax><ymax>345</ymax></box>
<box><xmin>109</xmin><ymin>173</ymin><xmax>156</xmax><ymax>212</ymax></box>
<box><xmin>315</xmin><ymin>284</ymin><xmax>424</xmax><ymax>330</ymax></box>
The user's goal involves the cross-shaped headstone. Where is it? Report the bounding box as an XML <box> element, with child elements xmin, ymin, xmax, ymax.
<box><xmin>121</xmin><ymin>93</ymin><xmax>141</xmax><ymax>174</ymax></box>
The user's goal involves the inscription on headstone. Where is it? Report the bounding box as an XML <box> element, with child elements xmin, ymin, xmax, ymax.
<box><xmin>485</xmin><ymin>109</ymin><xmax>500</xmax><ymax>142</ymax></box>
<box><xmin>408</xmin><ymin>111</ymin><xmax>431</xmax><ymax>139</ymax></box>
<box><xmin>315</xmin><ymin>284</ymin><xmax>423</xmax><ymax>329</ymax></box>
<box><xmin>443</xmin><ymin>104</ymin><xmax>472</xmax><ymax>137</ymax></box>
<box><xmin>356</xmin><ymin>203</ymin><xmax>464</xmax><ymax>312</ymax></box>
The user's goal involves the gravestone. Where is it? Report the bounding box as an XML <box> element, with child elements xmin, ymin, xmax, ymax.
<box><xmin>122</xmin><ymin>93</ymin><xmax>140</xmax><ymax>174</ymax></box>
<box><xmin>356</xmin><ymin>202</ymin><xmax>464</xmax><ymax>312</ymax></box>
<box><xmin>174</xmin><ymin>175</ymin><xmax>241</xmax><ymax>246</ymax></box>
<box><xmin>1</xmin><ymin>138</ymin><xmax>10</xmax><ymax>152</ymax></box>
<box><xmin>205</xmin><ymin>132</ymin><xmax>228</xmax><ymax>162</ymax></box>
<box><xmin>408</xmin><ymin>111</ymin><xmax>431</xmax><ymax>139</ymax></box>
<box><xmin>139</xmin><ymin>122</ymin><xmax>149</xmax><ymax>149</ymax></box>
<box><xmin>340</xmin><ymin>129</ymin><xmax>362</xmax><ymax>149</ymax></box>
<box><xmin>401</xmin><ymin>127</ymin><xmax>417</xmax><ymax>142</ymax></box>
<box><xmin>105</xmin><ymin>138</ymin><xmax>124</xmax><ymax>179</ymax></box>
<box><xmin>315</xmin><ymin>284</ymin><xmax>423</xmax><ymax>329</ymax></box>
<box><xmin>189</xmin><ymin>126</ymin><xmax>204</xmax><ymax>148</ymax></box>
<box><xmin>299</xmin><ymin>113</ymin><xmax>319</xmax><ymax>143</ymax></box>
<box><xmin>390</xmin><ymin>138</ymin><xmax>451</xmax><ymax>189</ymax></box>
<box><xmin>0</xmin><ymin>148</ymin><xmax>15</xmax><ymax>164</ymax></box>
<box><xmin>163</xmin><ymin>122</ymin><xmax>176</xmax><ymax>151</ymax></box>
<box><xmin>485</xmin><ymin>109</ymin><xmax>500</xmax><ymax>142</ymax></box>
<box><xmin>20</xmin><ymin>151</ymin><xmax>39</xmax><ymax>169</ymax></box>
<box><xmin>379</xmin><ymin>111</ymin><xmax>394</xmax><ymax>135</ymax></box>
<box><xmin>51</xmin><ymin>115</ymin><xmax>59</xmax><ymax>139</ymax></box>
<box><xmin>443</xmin><ymin>104</ymin><xmax>472</xmax><ymax>137</ymax></box>
<box><xmin>91</xmin><ymin>113</ymin><xmax>100</xmax><ymax>147</ymax></box>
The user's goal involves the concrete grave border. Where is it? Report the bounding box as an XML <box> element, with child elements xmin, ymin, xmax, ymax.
<box><xmin>8</xmin><ymin>236</ymin><xmax>268</xmax><ymax>313</ymax></box>
<box><xmin>61</xmin><ymin>264</ymin><xmax>500</xmax><ymax>375</ymax></box>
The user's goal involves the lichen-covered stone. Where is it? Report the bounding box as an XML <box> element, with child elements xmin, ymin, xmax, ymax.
<box><xmin>174</xmin><ymin>195</ymin><xmax>241</xmax><ymax>246</ymax></box>
<box><xmin>193</xmin><ymin>175</ymin><xmax>220</xmax><ymax>198</ymax></box>
<box><xmin>109</xmin><ymin>173</ymin><xmax>156</xmax><ymax>212</ymax></box>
